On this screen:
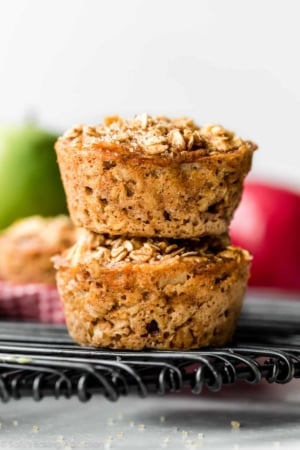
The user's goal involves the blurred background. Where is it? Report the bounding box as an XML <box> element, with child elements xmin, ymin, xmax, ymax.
<box><xmin>0</xmin><ymin>0</ymin><xmax>299</xmax><ymax>297</ymax></box>
<box><xmin>0</xmin><ymin>0</ymin><xmax>299</xmax><ymax>188</ymax></box>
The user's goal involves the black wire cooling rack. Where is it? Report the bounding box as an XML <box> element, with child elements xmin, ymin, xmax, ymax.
<box><xmin>1</xmin><ymin>295</ymin><xmax>300</xmax><ymax>402</ymax></box>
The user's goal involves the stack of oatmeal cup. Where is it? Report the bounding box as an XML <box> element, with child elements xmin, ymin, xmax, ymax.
<box><xmin>54</xmin><ymin>115</ymin><xmax>257</xmax><ymax>350</ymax></box>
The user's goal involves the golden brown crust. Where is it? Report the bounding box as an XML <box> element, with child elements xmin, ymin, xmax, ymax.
<box><xmin>55</xmin><ymin>121</ymin><xmax>256</xmax><ymax>238</ymax></box>
<box><xmin>55</xmin><ymin>232</ymin><xmax>251</xmax><ymax>350</ymax></box>
<box><xmin>61</xmin><ymin>115</ymin><xmax>254</xmax><ymax>156</ymax></box>
<box><xmin>0</xmin><ymin>215</ymin><xmax>76</xmax><ymax>285</ymax></box>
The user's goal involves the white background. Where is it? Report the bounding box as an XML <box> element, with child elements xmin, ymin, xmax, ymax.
<box><xmin>0</xmin><ymin>0</ymin><xmax>299</xmax><ymax>188</ymax></box>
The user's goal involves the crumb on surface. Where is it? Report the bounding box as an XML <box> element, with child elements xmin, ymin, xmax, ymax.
<box><xmin>230</xmin><ymin>420</ymin><xmax>241</xmax><ymax>430</ymax></box>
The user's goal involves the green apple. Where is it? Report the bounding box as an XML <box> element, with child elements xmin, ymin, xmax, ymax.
<box><xmin>0</xmin><ymin>124</ymin><xmax>67</xmax><ymax>229</ymax></box>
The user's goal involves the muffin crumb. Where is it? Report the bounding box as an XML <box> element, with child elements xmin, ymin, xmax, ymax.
<box><xmin>230</xmin><ymin>420</ymin><xmax>241</xmax><ymax>430</ymax></box>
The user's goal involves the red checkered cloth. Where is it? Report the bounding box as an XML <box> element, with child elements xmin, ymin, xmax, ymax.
<box><xmin>0</xmin><ymin>281</ymin><xmax>65</xmax><ymax>323</ymax></box>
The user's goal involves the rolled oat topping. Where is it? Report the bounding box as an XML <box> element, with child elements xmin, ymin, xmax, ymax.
<box><xmin>60</xmin><ymin>230</ymin><xmax>235</xmax><ymax>267</ymax></box>
<box><xmin>62</xmin><ymin>114</ymin><xmax>254</xmax><ymax>156</ymax></box>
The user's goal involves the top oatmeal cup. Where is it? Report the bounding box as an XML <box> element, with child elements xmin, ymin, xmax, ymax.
<box><xmin>55</xmin><ymin>114</ymin><xmax>257</xmax><ymax>239</ymax></box>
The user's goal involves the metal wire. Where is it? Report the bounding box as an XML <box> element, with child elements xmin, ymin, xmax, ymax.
<box><xmin>1</xmin><ymin>297</ymin><xmax>300</xmax><ymax>402</ymax></box>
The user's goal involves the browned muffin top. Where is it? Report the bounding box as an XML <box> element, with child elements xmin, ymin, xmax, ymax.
<box><xmin>0</xmin><ymin>215</ymin><xmax>75</xmax><ymax>255</ymax></box>
<box><xmin>0</xmin><ymin>215</ymin><xmax>77</xmax><ymax>284</ymax></box>
<box><xmin>60</xmin><ymin>114</ymin><xmax>256</xmax><ymax>157</ymax></box>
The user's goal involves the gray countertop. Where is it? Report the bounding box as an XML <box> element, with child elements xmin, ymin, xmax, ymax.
<box><xmin>1</xmin><ymin>380</ymin><xmax>300</xmax><ymax>450</ymax></box>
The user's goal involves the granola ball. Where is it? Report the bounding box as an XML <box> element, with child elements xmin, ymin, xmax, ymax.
<box><xmin>55</xmin><ymin>114</ymin><xmax>257</xmax><ymax>239</ymax></box>
<box><xmin>54</xmin><ymin>229</ymin><xmax>251</xmax><ymax>350</ymax></box>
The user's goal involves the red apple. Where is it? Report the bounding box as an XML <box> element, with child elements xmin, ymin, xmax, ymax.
<box><xmin>230</xmin><ymin>181</ymin><xmax>300</xmax><ymax>292</ymax></box>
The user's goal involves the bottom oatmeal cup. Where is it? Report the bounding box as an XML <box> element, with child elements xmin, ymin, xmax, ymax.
<box><xmin>54</xmin><ymin>230</ymin><xmax>251</xmax><ymax>350</ymax></box>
